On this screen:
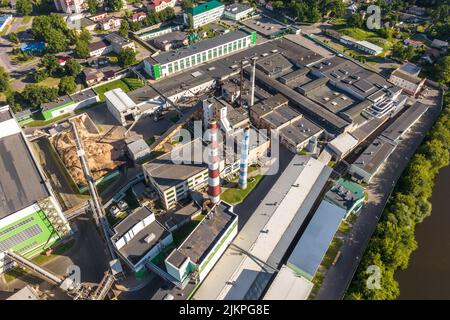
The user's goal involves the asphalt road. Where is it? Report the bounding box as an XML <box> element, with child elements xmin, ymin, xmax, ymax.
<box><xmin>315</xmin><ymin>93</ymin><xmax>443</xmax><ymax>300</ymax></box>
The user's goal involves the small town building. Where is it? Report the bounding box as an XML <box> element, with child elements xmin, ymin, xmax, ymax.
<box><xmin>111</xmin><ymin>206</ymin><xmax>173</xmax><ymax>275</ymax></box>
<box><xmin>388</xmin><ymin>66</ymin><xmax>425</xmax><ymax>97</ymax></box>
<box><xmin>147</xmin><ymin>0</ymin><xmax>176</xmax><ymax>12</ymax></box>
<box><xmin>223</xmin><ymin>3</ymin><xmax>254</xmax><ymax>21</ymax></box>
<box><xmin>127</xmin><ymin>138</ymin><xmax>151</xmax><ymax>162</ymax></box>
<box><xmin>105</xmin><ymin>88</ymin><xmax>139</xmax><ymax>126</ymax></box>
<box><xmin>183</xmin><ymin>0</ymin><xmax>225</xmax><ymax>29</ymax></box>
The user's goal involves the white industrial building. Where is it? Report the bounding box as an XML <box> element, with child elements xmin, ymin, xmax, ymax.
<box><xmin>183</xmin><ymin>0</ymin><xmax>225</xmax><ymax>29</ymax></box>
<box><xmin>105</xmin><ymin>88</ymin><xmax>139</xmax><ymax>126</ymax></box>
<box><xmin>111</xmin><ymin>206</ymin><xmax>173</xmax><ymax>274</ymax></box>
<box><xmin>223</xmin><ymin>3</ymin><xmax>254</xmax><ymax>21</ymax></box>
<box><xmin>263</xmin><ymin>265</ymin><xmax>313</xmax><ymax>300</ymax></box>
<box><xmin>327</xmin><ymin>132</ymin><xmax>359</xmax><ymax>160</ymax></box>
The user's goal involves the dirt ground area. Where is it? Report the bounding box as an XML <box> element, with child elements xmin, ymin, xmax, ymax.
<box><xmin>50</xmin><ymin>114</ymin><xmax>125</xmax><ymax>186</ymax></box>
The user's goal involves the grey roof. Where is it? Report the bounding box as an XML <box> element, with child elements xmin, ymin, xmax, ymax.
<box><xmin>127</xmin><ymin>85</ymin><xmax>159</xmax><ymax>104</ymax></box>
<box><xmin>273</xmin><ymin>37</ymin><xmax>324</xmax><ymax>67</ymax></box>
<box><xmin>147</xmin><ymin>30</ymin><xmax>251</xmax><ymax>65</ymax></box>
<box><xmin>143</xmin><ymin>139</ymin><xmax>208</xmax><ymax>191</ymax></box>
<box><xmin>352</xmin><ymin>137</ymin><xmax>396</xmax><ymax>175</ymax></box>
<box><xmin>105</xmin><ymin>32</ymin><xmax>133</xmax><ymax>47</ymax></box>
<box><xmin>88</xmin><ymin>39</ymin><xmax>110</xmax><ymax>52</ymax></box>
<box><xmin>112</xmin><ymin>206</ymin><xmax>170</xmax><ymax>265</ymax></box>
<box><xmin>175</xmin><ymin>202</ymin><xmax>235</xmax><ymax>264</ymax></box>
<box><xmin>256</xmin><ymin>53</ymin><xmax>293</xmax><ymax>77</ymax></box>
<box><xmin>166</xmin><ymin>249</ymin><xmax>188</xmax><ymax>268</ymax></box>
<box><xmin>262</xmin><ymin>104</ymin><xmax>301</xmax><ymax>129</ymax></box>
<box><xmin>127</xmin><ymin>139</ymin><xmax>150</xmax><ymax>155</ymax></box>
<box><xmin>250</xmin><ymin>94</ymin><xmax>288</xmax><ymax>118</ymax></box>
<box><xmin>41</xmin><ymin>94</ymin><xmax>72</xmax><ymax>111</ymax></box>
<box><xmin>0</xmin><ymin>132</ymin><xmax>49</xmax><ymax>219</ymax></box>
<box><xmin>225</xmin><ymin>2</ymin><xmax>252</xmax><ymax>14</ymax></box>
<box><xmin>279</xmin><ymin>117</ymin><xmax>323</xmax><ymax>148</ymax></box>
<box><xmin>279</xmin><ymin>67</ymin><xmax>310</xmax><ymax>85</ymax></box>
<box><xmin>254</xmin><ymin>68</ymin><xmax>350</xmax><ymax>133</ymax></box>
<box><xmin>381</xmin><ymin>102</ymin><xmax>428</xmax><ymax>142</ymax></box>
<box><xmin>0</xmin><ymin>109</ymin><xmax>13</xmax><ymax>122</ymax></box>
<box><xmin>391</xmin><ymin>69</ymin><xmax>423</xmax><ymax>85</ymax></box>
<box><xmin>70</xmin><ymin>88</ymin><xmax>97</xmax><ymax>103</ymax></box>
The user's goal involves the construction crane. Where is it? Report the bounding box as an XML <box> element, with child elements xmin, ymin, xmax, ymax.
<box><xmin>70</xmin><ymin>121</ymin><xmax>116</xmax><ymax>260</ymax></box>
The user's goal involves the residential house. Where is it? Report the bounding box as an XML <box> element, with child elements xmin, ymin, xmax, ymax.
<box><xmin>147</xmin><ymin>0</ymin><xmax>176</xmax><ymax>12</ymax></box>
<box><xmin>130</xmin><ymin>11</ymin><xmax>147</xmax><ymax>22</ymax></box>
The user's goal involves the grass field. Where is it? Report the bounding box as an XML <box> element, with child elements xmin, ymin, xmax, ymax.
<box><xmin>94</xmin><ymin>79</ymin><xmax>130</xmax><ymax>101</ymax></box>
<box><xmin>38</xmin><ymin>77</ymin><xmax>60</xmax><ymax>88</ymax></box>
<box><xmin>221</xmin><ymin>175</ymin><xmax>264</xmax><ymax>205</ymax></box>
<box><xmin>22</xmin><ymin>16</ymin><xmax>32</xmax><ymax>25</ymax></box>
<box><xmin>94</xmin><ymin>78</ymin><xmax>144</xmax><ymax>101</ymax></box>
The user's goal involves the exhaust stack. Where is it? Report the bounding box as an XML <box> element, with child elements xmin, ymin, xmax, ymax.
<box><xmin>239</xmin><ymin>128</ymin><xmax>250</xmax><ymax>189</ymax></box>
<box><xmin>207</xmin><ymin>121</ymin><xmax>221</xmax><ymax>204</ymax></box>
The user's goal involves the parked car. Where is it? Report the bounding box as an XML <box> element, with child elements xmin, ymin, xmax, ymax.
<box><xmin>109</xmin><ymin>205</ymin><xmax>120</xmax><ymax>217</ymax></box>
<box><xmin>117</xmin><ymin>200</ymin><xmax>129</xmax><ymax>211</ymax></box>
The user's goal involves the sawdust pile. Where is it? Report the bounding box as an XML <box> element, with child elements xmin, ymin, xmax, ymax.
<box><xmin>52</xmin><ymin>115</ymin><xmax>122</xmax><ymax>186</ymax></box>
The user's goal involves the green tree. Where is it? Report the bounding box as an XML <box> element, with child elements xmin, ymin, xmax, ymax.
<box><xmin>119</xmin><ymin>20</ymin><xmax>129</xmax><ymax>38</ymax></box>
<box><xmin>8</xmin><ymin>32</ymin><xmax>19</xmax><ymax>44</ymax></box>
<box><xmin>75</xmin><ymin>40</ymin><xmax>90</xmax><ymax>59</ymax></box>
<box><xmin>33</xmin><ymin>68</ymin><xmax>49</xmax><ymax>83</ymax></box>
<box><xmin>347</xmin><ymin>13</ymin><xmax>364</xmax><ymax>28</ymax></box>
<box><xmin>434</xmin><ymin>55</ymin><xmax>450</xmax><ymax>85</ymax></box>
<box><xmin>20</xmin><ymin>84</ymin><xmax>58</xmax><ymax>109</ymax></box>
<box><xmin>181</xmin><ymin>0</ymin><xmax>193</xmax><ymax>10</ymax></box>
<box><xmin>65</xmin><ymin>59</ymin><xmax>82</xmax><ymax>77</ymax></box>
<box><xmin>58</xmin><ymin>76</ymin><xmax>77</xmax><ymax>95</ymax></box>
<box><xmin>87</xmin><ymin>0</ymin><xmax>97</xmax><ymax>14</ymax></box>
<box><xmin>0</xmin><ymin>66</ymin><xmax>11</xmax><ymax>92</ymax></box>
<box><xmin>109</xmin><ymin>0</ymin><xmax>123</xmax><ymax>11</ymax></box>
<box><xmin>16</xmin><ymin>0</ymin><xmax>32</xmax><ymax>16</ymax></box>
<box><xmin>40</xmin><ymin>54</ymin><xmax>60</xmax><ymax>76</ymax></box>
<box><xmin>118</xmin><ymin>48</ymin><xmax>136</xmax><ymax>67</ymax></box>
<box><xmin>45</xmin><ymin>29</ymin><xmax>67</xmax><ymax>53</ymax></box>
<box><xmin>79</xmin><ymin>28</ymin><xmax>92</xmax><ymax>43</ymax></box>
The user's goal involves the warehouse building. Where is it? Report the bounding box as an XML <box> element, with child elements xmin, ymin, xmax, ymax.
<box><xmin>349</xmin><ymin>137</ymin><xmax>397</xmax><ymax>183</ymax></box>
<box><xmin>40</xmin><ymin>88</ymin><xmax>98</xmax><ymax>120</ymax></box>
<box><xmin>183</xmin><ymin>0</ymin><xmax>225</xmax><ymax>29</ymax></box>
<box><xmin>287</xmin><ymin>200</ymin><xmax>347</xmax><ymax>281</ymax></box>
<box><xmin>143</xmin><ymin>30</ymin><xmax>257</xmax><ymax>79</ymax></box>
<box><xmin>105</xmin><ymin>88</ymin><xmax>140</xmax><ymax>126</ymax></box>
<box><xmin>0</xmin><ymin>106</ymin><xmax>71</xmax><ymax>273</ymax></box>
<box><xmin>381</xmin><ymin>102</ymin><xmax>428</xmax><ymax>143</ymax></box>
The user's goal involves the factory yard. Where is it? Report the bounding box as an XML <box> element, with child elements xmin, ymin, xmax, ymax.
<box><xmin>0</xmin><ymin>0</ymin><xmax>447</xmax><ymax>305</ymax></box>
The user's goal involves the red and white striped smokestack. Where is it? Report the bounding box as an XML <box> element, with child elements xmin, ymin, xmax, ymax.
<box><xmin>208</xmin><ymin>120</ymin><xmax>221</xmax><ymax>204</ymax></box>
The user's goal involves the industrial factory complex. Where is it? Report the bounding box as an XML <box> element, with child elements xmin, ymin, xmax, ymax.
<box><xmin>0</xmin><ymin>5</ymin><xmax>443</xmax><ymax>303</ymax></box>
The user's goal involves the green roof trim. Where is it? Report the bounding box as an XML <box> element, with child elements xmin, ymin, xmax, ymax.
<box><xmin>187</xmin><ymin>0</ymin><xmax>224</xmax><ymax>16</ymax></box>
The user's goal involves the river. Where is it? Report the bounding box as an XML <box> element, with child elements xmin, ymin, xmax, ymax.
<box><xmin>396</xmin><ymin>165</ymin><xmax>450</xmax><ymax>299</ymax></box>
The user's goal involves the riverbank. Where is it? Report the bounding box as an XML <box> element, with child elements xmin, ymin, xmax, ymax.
<box><xmin>396</xmin><ymin>165</ymin><xmax>450</xmax><ymax>299</ymax></box>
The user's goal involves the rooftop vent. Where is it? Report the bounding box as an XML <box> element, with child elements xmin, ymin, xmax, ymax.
<box><xmin>144</xmin><ymin>233</ymin><xmax>156</xmax><ymax>244</ymax></box>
